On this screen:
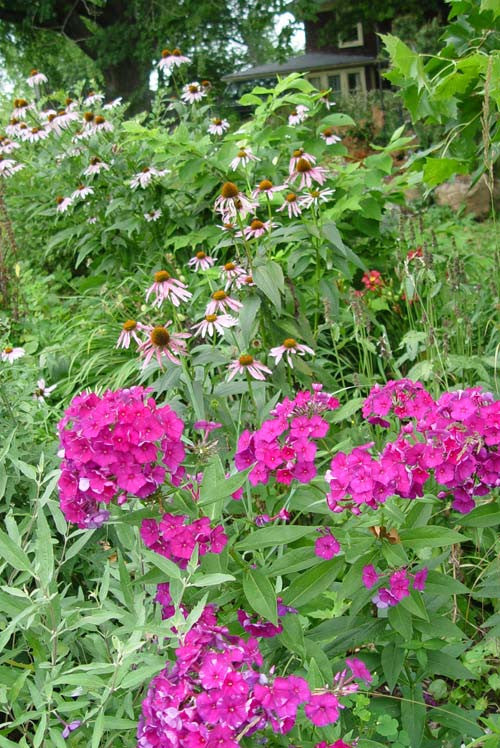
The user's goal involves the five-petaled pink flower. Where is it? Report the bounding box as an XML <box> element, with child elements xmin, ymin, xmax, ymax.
<box><xmin>304</xmin><ymin>692</ymin><xmax>340</xmax><ymax>726</ymax></box>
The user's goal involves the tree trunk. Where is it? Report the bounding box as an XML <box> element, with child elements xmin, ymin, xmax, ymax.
<box><xmin>103</xmin><ymin>58</ymin><xmax>151</xmax><ymax>113</ymax></box>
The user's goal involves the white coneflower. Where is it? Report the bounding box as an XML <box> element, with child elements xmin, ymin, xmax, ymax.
<box><xmin>191</xmin><ymin>313</ymin><xmax>238</xmax><ymax>338</ymax></box>
<box><xmin>83</xmin><ymin>157</ymin><xmax>110</xmax><ymax>177</ymax></box>
<box><xmin>299</xmin><ymin>187</ymin><xmax>335</xmax><ymax>209</ymax></box>
<box><xmin>181</xmin><ymin>82</ymin><xmax>206</xmax><ymax>104</ymax></box>
<box><xmin>56</xmin><ymin>196</ymin><xmax>73</xmax><ymax>213</ymax></box>
<box><xmin>84</xmin><ymin>91</ymin><xmax>105</xmax><ymax>106</ymax></box>
<box><xmin>103</xmin><ymin>97</ymin><xmax>123</xmax><ymax>110</ymax></box>
<box><xmin>130</xmin><ymin>166</ymin><xmax>168</xmax><ymax>190</ymax></box>
<box><xmin>71</xmin><ymin>184</ymin><xmax>94</xmax><ymax>201</ymax></box>
<box><xmin>25</xmin><ymin>126</ymin><xmax>50</xmax><ymax>144</ymax></box>
<box><xmin>27</xmin><ymin>69</ymin><xmax>48</xmax><ymax>87</ymax></box>
<box><xmin>208</xmin><ymin>117</ymin><xmax>230</xmax><ymax>136</ymax></box>
<box><xmin>288</xmin><ymin>104</ymin><xmax>309</xmax><ymax>126</ymax></box>
<box><xmin>230</xmin><ymin>146</ymin><xmax>259</xmax><ymax>171</ymax></box>
<box><xmin>0</xmin><ymin>156</ymin><xmax>24</xmax><ymax>177</ymax></box>
<box><xmin>320</xmin><ymin>127</ymin><xmax>342</xmax><ymax>145</ymax></box>
<box><xmin>144</xmin><ymin>208</ymin><xmax>163</xmax><ymax>222</ymax></box>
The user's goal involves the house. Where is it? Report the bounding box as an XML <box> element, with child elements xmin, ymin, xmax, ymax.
<box><xmin>223</xmin><ymin>4</ymin><xmax>390</xmax><ymax>99</ymax></box>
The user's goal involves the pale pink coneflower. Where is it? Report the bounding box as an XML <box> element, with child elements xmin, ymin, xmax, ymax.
<box><xmin>49</xmin><ymin>109</ymin><xmax>80</xmax><ymax>134</ymax></box>
<box><xmin>192</xmin><ymin>313</ymin><xmax>238</xmax><ymax>338</ymax></box>
<box><xmin>83</xmin><ymin>157</ymin><xmax>110</xmax><ymax>177</ymax></box>
<box><xmin>251</xmin><ymin>179</ymin><xmax>285</xmax><ymax>199</ymax></box>
<box><xmin>240</xmin><ymin>218</ymin><xmax>275</xmax><ymax>240</ymax></box>
<box><xmin>116</xmin><ymin>320</ymin><xmax>145</xmax><ymax>349</ymax></box>
<box><xmin>181</xmin><ymin>82</ymin><xmax>206</xmax><ymax>104</ymax></box>
<box><xmin>56</xmin><ymin>196</ymin><xmax>73</xmax><ymax>213</ymax></box>
<box><xmin>227</xmin><ymin>353</ymin><xmax>272</xmax><ymax>381</ymax></box>
<box><xmin>138</xmin><ymin>323</ymin><xmax>190</xmax><ymax>368</ymax></box>
<box><xmin>157</xmin><ymin>48</ymin><xmax>191</xmax><ymax>72</ymax></box>
<box><xmin>103</xmin><ymin>98</ymin><xmax>123</xmax><ymax>110</ymax></box>
<box><xmin>130</xmin><ymin>166</ymin><xmax>168</xmax><ymax>190</ymax></box>
<box><xmin>87</xmin><ymin>216</ymin><xmax>98</xmax><ymax>224</ymax></box>
<box><xmin>84</xmin><ymin>92</ymin><xmax>105</xmax><ymax>106</ymax></box>
<box><xmin>188</xmin><ymin>251</ymin><xmax>216</xmax><ymax>271</ymax></box>
<box><xmin>269</xmin><ymin>338</ymin><xmax>314</xmax><ymax>368</ymax></box>
<box><xmin>144</xmin><ymin>209</ymin><xmax>163</xmax><ymax>222</ymax></box>
<box><xmin>1</xmin><ymin>346</ymin><xmax>25</xmax><ymax>363</ymax></box>
<box><xmin>289</xmin><ymin>148</ymin><xmax>316</xmax><ymax>175</ymax></box>
<box><xmin>25</xmin><ymin>127</ymin><xmax>50</xmax><ymax>144</ymax></box>
<box><xmin>0</xmin><ymin>138</ymin><xmax>20</xmax><ymax>154</ymax></box>
<box><xmin>33</xmin><ymin>378</ymin><xmax>56</xmax><ymax>402</ymax></box>
<box><xmin>290</xmin><ymin>157</ymin><xmax>327</xmax><ymax>189</ymax></box>
<box><xmin>320</xmin><ymin>91</ymin><xmax>335</xmax><ymax>109</ymax></box>
<box><xmin>91</xmin><ymin>115</ymin><xmax>114</xmax><ymax>134</ymax></box>
<box><xmin>288</xmin><ymin>104</ymin><xmax>309</xmax><ymax>126</ymax></box>
<box><xmin>39</xmin><ymin>108</ymin><xmax>57</xmax><ymax>122</ymax></box>
<box><xmin>71</xmin><ymin>184</ymin><xmax>94</xmax><ymax>201</ymax></box>
<box><xmin>0</xmin><ymin>157</ymin><xmax>24</xmax><ymax>177</ymax></box>
<box><xmin>5</xmin><ymin>119</ymin><xmax>22</xmax><ymax>137</ymax></box>
<box><xmin>208</xmin><ymin>117</ymin><xmax>229</xmax><ymax>136</ymax></box>
<box><xmin>320</xmin><ymin>127</ymin><xmax>342</xmax><ymax>145</ymax></box>
<box><xmin>217</xmin><ymin>221</ymin><xmax>237</xmax><ymax>233</ymax></box>
<box><xmin>214</xmin><ymin>182</ymin><xmax>257</xmax><ymax>221</ymax></box>
<box><xmin>221</xmin><ymin>261</ymin><xmax>246</xmax><ymax>290</ymax></box>
<box><xmin>299</xmin><ymin>187</ymin><xmax>335</xmax><ymax>209</ymax></box>
<box><xmin>27</xmin><ymin>69</ymin><xmax>48</xmax><ymax>87</ymax></box>
<box><xmin>230</xmin><ymin>146</ymin><xmax>260</xmax><ymax>171</ymax></box>
<box><xmin>205</xmin><ymin>289</ymin><xmax>243</xmax><ymax>315</ymax></box>
<box><xmin>12</xmin><ymin>99</ymin><xmax>34</xmax><ymax>119</ymax></box>
<box><xmin>145</xmin><ymin>270</ymin><xmax>192</xmax><ymax>308</ymax></box>
<box><xmin>277</xmin><ymin>192</ymin><xmax>302</xmax><ymax>219</ymax></box>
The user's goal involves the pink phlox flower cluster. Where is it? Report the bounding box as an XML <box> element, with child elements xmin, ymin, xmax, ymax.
<box><xmin>235</xmin><ymin>386</ymin><xmax>339</xmax><ymax>487</ymax></box>
<box><xmin>362</xmin><ymin>564</ymin><xmax>428</xmax><ymax>609</ymax></box>
<box><xmin>140</xmin><ymin>513</ymin><xmax>227</xmax><ymax>569</ymax></box>
<box><xmin>138</xmin><ymin>607</ymin><xmax>341</xmax><ymax>747</ymax></box>
<box><xmin>57</xmin><ymin>387</ymin><xmax>185</xmax><ymax>528</ymax></box>
<box><xmin>328</xmin><ymin>382</ymin><xmax>500</xmax><ymax>514</ymax></box>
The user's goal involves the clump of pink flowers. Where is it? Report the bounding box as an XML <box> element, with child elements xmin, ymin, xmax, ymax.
<box><xmin>327</xmin><ymin>380</ymin><xmax>500</xmax><ymax>515</ymax></box>
<box><xmin>235</xmin><ymin>384</ymin><xmax>339</xmax><ymax>486</ymax></box>
<box><xmin>140</xmin><ymin>513</ymin><xmax>227</xmax><ymax>569</ymax></box>
<box><xmin>57</xmin><ymin>387</ymin><xmax>185</xmax><ymax>528</ymax></box>
<box><xmin>362</xmin><ymin>564</ymin><xmax>428</xmax><ymax>608</ymax></box>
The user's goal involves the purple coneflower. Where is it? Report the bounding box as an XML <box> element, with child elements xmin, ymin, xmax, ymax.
<box><xmin>56</xmin><ymin>196</ymin><xmax>73</xmax><ymax>213</ymax></box>
<box><xmin>220</xmin><ymin>261</ymin><xmax>246</xmax><ymax>289</ymax></box>
<box><xmin>289</xmin><ymin>148</ymin><xmax>316</xmax><ymax>175</ymax></box>
<box><xmin>214</xmin><ymin>181</ymin><xmax>257</xmax><ymax>221</ymax></box>
<box><xmin>299</xmin><ymin>187</ymin><xmax>335</xmax><ymax>209</ymax></box>
<box><xmin>288</xmin><ymin>105</ymin><xmax>309</xmax><ymax>126</ymax></box>
<box><xmin>84</xmin><ymin>157</ymin><xmax>110</xmax><ymax>177</ymax></box>
<box><xmin>12</xmin><ymin>98</ymin><xmax>33</xmax><ymax>119</ymax></box>
<box><xmin>116</xmin><ymin>320</ymin><xmax>145</xmax><ymax>349</ymax></box>
<box><xmin>157</xmin><ymin>48</ymin><xmax>191</xmax><ymax>72</ymax></box>
<box><xmin>0</xmin><ymin>156</ymin><xmax>24</xmax><ymax>177</ymax></box>
<box><xmin>145</xmin><ymin>270</ymin><xmax>192</xmax><ymax>308</ymax></box>
<box><xmin>2</xmin><ymin>346</ymin><xmax>25</xmax><ymax>363</ymax></box>
<box><xmin>0</xmin><ymin>137</ymin><xmax>19</xmax><ymax>154</ymax></box>
<box><xmin>84</xmin><ymin>91</ymin><xmax>105</xmax><ymax>106</ymax></box>
<box><xmin>144</xmin><ymin>209</ymin><xmax>163</xmax><ymax>222</ymax></box>
<box><xmin>27</xmin><ymin>69</ymin><xmax>48</xmax><ymax>87</ymax></box>
<box><xmin>181</xmin><ymin>82</ymin><xmax>206</xmax><ymax>104</ymax></box>
<box><xmin>71</xmin><ymin>184</ymin><xmax>94</xmax><ymax>201</ymax></box>
<box><xmin>192</xmin><ymin>313</ymin><xmax>238</xmax><ymax>338</ymax></box>
<box><xmin>130</xmin><ymin>166</ymin><xmax>168</xmax><ymax>190</ymax></box>
<box><xmin>188</xmin><ymin>251</ymin><xmax>215</xmax><ymax>271</ymax></box>
<box><xmin>240</xmin><ymin>218</ymin><xmax>275</xmax><ymax>240</ymax></box>
<box><xmin>251</xmin><ymin>179</ymin><xmax>284</xmax><ymax>199</ymax></box>
<box><xmin>25</xmin><ymin>126</ymin><xmax>50</xmax><ymax>144</ymax></box>
<box><xmin>230</xmin><ymin>146</ymin><xmax>259</xmax><ymax>171</ymax></box>
<box><xmin>320</xmin><ymin>127</ymin><xmax>342</xmax><ymax>145</ymax></box>
<box><xmin>138</xmin><ymin>323</ymin><xmax>190</xmax><ymax>368</ymax></box>
<box><xmin>290</xmin><ymin>157</ymin><xmax>327</xmax><ymax>190</ymax></box>
<box><xmin>269</xmin><ymin>338</ymin><xmax>314</xmax><ymax>368</ymax></box>
<box><xmin>205</xmin><ymin>289</ymin><xmax>242</xmax><ymax>315</ymax></box>
<box><xmin>227</xmin><ymin>354</ymin><xmax>271</xmax><ymax>381</ymax></box>
<box><xmin>103</xmin><ymin>98</ymin><xmax>122</xmax><ymax>110</ymax></box>
<box><xmin>208</xmin><ymin>117</ymin><xmax>229</xmax><ymax>135</ymax></box>
<box><xmin>277</xmin><ymin>192</ymin><xmax>302</xmax><ymax>219</ymax></box>
<box><xmin>33</xmin><ymin>378</ymin><xmax>57</xmax><ymax>402</ymax></box>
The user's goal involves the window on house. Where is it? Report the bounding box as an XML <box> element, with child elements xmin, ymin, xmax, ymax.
<box><xmin>338</xmin><ymin>22</ymin><xmax>364</xmax><ymax>48</ymax></box>
<box><xmin>308</xmin><ymin>76</ymin><xmax>321</xmax><ymax>90</ymax></box>
<box><xmin>327</xmin><ymin>74</ymin><xmax>341</xmax><ymax>93</ymax></box>
<box><xmin>347</xmin><ymin>71</ymin><xmax>362</xmax><ymax>93</ymax></box>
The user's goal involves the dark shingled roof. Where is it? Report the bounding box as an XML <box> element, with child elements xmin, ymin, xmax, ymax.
<box><xmin>223</xmin><ymin>52</ymin><xmax>377</xmax><ymax>82</ymax></box>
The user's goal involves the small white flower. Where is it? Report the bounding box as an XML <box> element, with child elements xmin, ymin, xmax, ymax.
<box><xmin>144</xmin><ymin>209</ymin><xmax>163</xmax><ymax>222</ymax></box>
<box><xmin>208</xmin><ymin>117</ymin><xmax>230</xmax><ymax>136</ymax></box>
<box><xmin>84</xmin><ymin>92</ymin><xmax>105</xmax><ymax>106</ymax></box>
<box><xmin>103</xmin><ymin>97</ymin><xmax>123</xmax><ymax>110</ymax></box>
<box><xmin>71</xmin><ymin>185</ymin><xmax>94</xmax><ymax>201</ymax></box>
<box><xmin>181</xmin><ymin>82</ymin><xmax>206</xmax><ymax>104</ymax></box>
<box><xmin>1</xmin><ymin>346</ymin><xmax>25</xmax><ymax>363</ymax></box>
<box><xmin>27</xmin><ymin>70</ymin><xmax>48</xmax><ymax>87</ymax></box>
<box><xmin>33</xmin><ymin>378</ymin><xmax>57</xmax><ymax>402</ymax></box>
<box><xmin>130</xmin><ymin>166</ymin><xmax>168</xmax><ymax>190</ymax></box>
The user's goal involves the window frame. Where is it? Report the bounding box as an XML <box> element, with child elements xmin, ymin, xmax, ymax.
<box><xmin>338</xmin><ymin>22</ymin><xmax>364</xmax><ymax>49</ymax></box>
<box><xmin>306</xmin><ymin>66</ymin><xmax>367</xmax><ymax>97</ymax></box>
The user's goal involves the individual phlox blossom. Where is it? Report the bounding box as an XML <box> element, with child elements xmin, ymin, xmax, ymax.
<box><xmin>84</xmin><ymin>91</ymin><xmax>105</xmax><ymax>106</ymax></box>
<box><xmin>255</xmin><ymin>508</ymin><xmax>291</xmax><ymax>526</ymax></box>
<box><xmin>227</xmin><ymin>354</ymin><xmax>272</xmax><ymax>382</ymax></box>
<box><xmin>33</xmin><ymin>378</ymin><xmax>56</xmax><ymax>402</ymax></box>
<box><xmin>1</xmin><ymin>346</ymin><xmax>25</xmax><ymax>363</ymax></box>
<box><xmin>146</xmin><ymin>270</ymin><xmax>192</xmax><ymax>308</ymax></box>
<box><xmin>116</xmin><ymin>319</ymin><xmax>145</xmax><ymax>349</ymax></box>
<box><xmin>314</xmin><ymin>528</ymin><xmax>341</xmax><ymax>559</ymax></box>
<box><xmin>299</xmin><ymin>187</ymin><xmax>335</xmax><ymax>209</ymax></box>
<box><xmin>289</xmin><ymin>148</ymin><xmax>316</xmax><ymax>174</ymax></box>
<box><xmin>269</xmin><ymin>338</ymin><xmax>314</xmax><ymax>368</ymax></box>
<box><xmin>316</xmin><ymin>741</ymin><xmax>353</xmax><ymax>748</ymax></box>
<box><xmin>27</xmin><ymin>69</ymin><xmax>48</xmax><ymax>87</ymax></box>
<box><xmin>0</xmin><ymin>156</ymin><xmax>24</xmax><ymax>177</ymax></box>
<box><xmin>345</xmin><ymin>657</ymin><xmax>372</xmax><ymax>684</ymax></box>
<box><xmin>237</xmin><ymin>609</ymin><xmax>283</xmax><ymax>638</ymax></box>
<box><xmin>138</xmin><ymin>323</ymin><xmax>190</xmax><ymax>368</ymax></box>
<box><xmin>220</xmin><ymin>261</ymin><xmax>246</xmax><ymax>290</ymax></box>
<box><xmin>288</xmin><ymin>104</ymin><xmax>309</xmax><ymax>125</ymax></box>
<box><xmin>289</xmin><ymin>157</ymin><xmax>327</xmax><ymax>189</ymax></box>
<box><xmin>240</xmin><ymin>218</ymin><xmax>276</xmax><ymax>240</ymax></box>
<box><xmin>206</xmin><ymin>289</ymin><xmax>242</xmax><ymax>315</ymax></box>
<box><xmin>0</xmin><ymin>137</ymin><xmax>20</xmax><ymax>154</ymax></box>
<box><xmin>84</xmin><ymin>156</ymin><xmax>110</xmax><ymax>177</ymax></box>
<box><xmin>304</xmin><ymin>692</ymin><xmax>340</xmax><ymax>726</ymax></box>
<box><xmin>157</xmin><ymin>47</ymin><xmax>191</xmax><ymax>72</ymax></box>
<box><xmin>251</xmin><ymin>178</ymin><xmax>285</xmax><ymax>199</ymax></box>
<box><xmin>71</xmin><ymin>184</ymin><xmax>94</xmax><ymax>201</ymax></box>
<box><xmin>407</xmin><ymin>246</ymin><xmax>424</xmax><ymax>262</ymax></box>
<box><xmin>320</xmin><ymin>127</ymin><xmax>342</xmax><ymax>145</ymax></box>
<box><xmin>181</xmin><ymin>82</ymin><xmax>206</xmax><ymax>104</ymax></box>
<box><xmin>12</xmin><ymin>98</ymin><xmax>33</xmax><ymax>119</ymax></box>
<box><xmin>208</xmin><ymin>117</ymin><xmax>230</xmax><ymax>135</ymax></box>
<box><xmin>214</xmin><ymin>181</ymin><xmax>257</xmax><ymax>221</ymax></box>
<box><xmin>362</xmin><ymin>270</ymin><xmax>383</xmax><ymax>291</ymax></box>
<box><xmin>413</xmin><ymin>567</ymin><xmax>428</xmax><ymax>591</ymax></box>
<box><xmin>188</xmin><ymin>250</ymin><xmax>216</xmax><ymax>271</ymax></box>
<box><xmin>25</xmin><ymin>126</ymin><xmax>50</xmax><ymax>143</ymax></box>
<box><xmin>277</xmin><ymin>192</ymin><xmax>302</xmax><ymax>218</ymax></box>
<box><xmin>57</xmin><ymin>386</ymin><xmax>185</xmax><ymax>528</ymax></box>
<box><xmin>103</xmin><ymin>97</ymin><xmax>123</xmax><ymax>110</ymax></box>
<box><xmin>144</xmin><ymin>208</ymin><xmax>162</xmax><ymax>222</ymax></box>
<box><xmin>192</xmin><ymin>313</ymin><xmax>238</xmax><ymax>338</ymax></box>
<box><xmin>361</xmin><ymin>564</ymin><xmax>378</xmax><ymax>589</ymax></box>
<box><xmin>141</xmin><ymin>513</ymin><xmax>227</xmax><ymax>569</ymax></box>
<box><xmin>130</xmin><ymin>166</ymin><xmax>168</xmax><ymax>189</ymax></box>
<box><xmin>230</xmin><ymin>146</ymin><xmax>260</xmax><ymax>171</ymax></box>
<box><xmin>56</xmin><ymin>195</ymin><xmax>73</xmax><ymax>213</ymax></box>
<box><xmin>61</xmin><ymin>720</ymin><xmax>82</xmax><ymax>739</ymax></box>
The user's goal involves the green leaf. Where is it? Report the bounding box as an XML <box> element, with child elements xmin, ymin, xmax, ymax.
<box><xmin>190</xmin><ymin>573</ymin><xmax>235</xmax><ymax>587</ymax></box>
<box><xmin>236</xmin><ymin>525</ymin><xmax>317</xmax><ymax>551</ymax></box>
<box><xmin>243</xmin><ymin>568</ymin><xmax>277</xmax><ymax>625</ymax></box>
<box><xmin>424</xmin><ymin>651</ymin><xmax>476</xmax><ymax>680</ymax></box>
<box><xmin>253</xmin><ymin>261</ymin><xmax>284</xmax><ymax>311</ymax></box>
<box><xmin>381</xmin><ymin>643</ymin><xmax>406</xmax><ymax>692</ymax></box>
<box><xmin>459</xmin><ymin>503</ymin><xmax>500</xmax><ymax>527</ymax></box>
<box><xmin>91</xmin><ymin>710</ymin><xmax>104</xmax><ymax>748</ymax></box>
<box><xmin>401</xmin><ymin>684</ymin><xmax>426</xmax><ymax>748</ymax></box>
<box><xmin>427</xmin><ymin>703</ymin><xmax>483</xmax><ymax>737</ymax></box>
<box><xmin>423</xmin><ymin>157</ymin><xmax>468</xmax><ymax>186</ymax></box>
<box><xmin>199</xmin><ymin>459</ymin><xmax>249</xmax><ymax>516</ymax></box>
<box><xmin>35</xmin><ymin>509</ymin><xmax>54</xmax><ymax>588</ymax></box>
<box><xmin>330</xmin><ymin>397</ymin><xmax>364</xmax><ymax>423</ymax></box>
<box><xmin>388</xmin><ymin>604</ymin><xmax>413</xmax><ymax>639</ymax></box>
<box><xmin>399</xmin><ymin>526</ymin><xmax>466</xmax><ymax>549</ymax></box>
<box><xmin>143</xmin><ymin>550</ymin><xmax>182</xmax><ymax>580</ymax></box>
<box><xmin>239</xmin><ymin>294</ymin><xmax>261</xmax><ymax>347</ymax></box>
<box><xmin>283</xmin><ymin>558</ymin><xmax>343</xmax><ymax>608</ymax></box>
<box><xmin>0</xmin><ymin>528</ymin><xmax>33</xmax><ymax>575</ymax></box>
